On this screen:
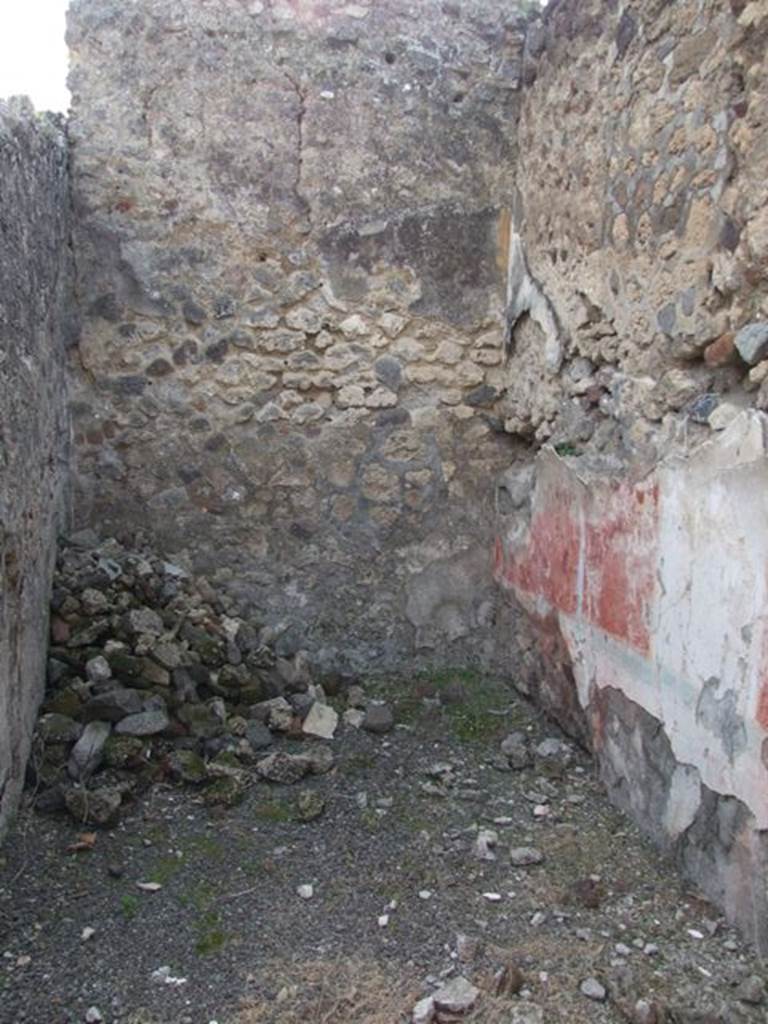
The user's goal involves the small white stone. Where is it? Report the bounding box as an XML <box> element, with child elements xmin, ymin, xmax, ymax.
<box><xmin>687</xmin><ymin>928</ymin><xmax>704</xmax><ymax>940</ymax></box>
<box><xmin>85</xmin><ymin>1009</ymin><xmax>103</xmax><ymax>1024</ymax></box>
<box><xmin>412</xmin><ymin>995</ymin><xmax>435</xmax><ymax>1024</ymax></box>
<box><xmin>433</xmin><ymin>976</ymin><xmax>480</xmax><ymax>1014</ymax></box>
<box><xmin>81</xmin><ymin>927</ymin><xmax>96</xmax><ymax>942</ymax></box>
<box><xmin>580</xmin><ymin>977</ymin><xmax>607</xmax><ymax>1002</ymax></box>
<box><xmin>302</xmin><ymin>702</ymin><xmax>338</xmax><ymax>740</ymax></box>
<box><xmin>297</xmin><ymin>884</ymin><xmax>314</xmax><ymax>900</ymax></box>
<box><xmin>482</xmin><ymin>892</ymin><xmax>502</xmax><ymax>902</ymax></box>
<box><xmin>378</xmin><ymin>914</ymin><xmax>390</xmax><ymax>927</ymax></box>
<box><xmin>418</xmin><ymin>889</ymin><xmax>432</xmax><ymax>900</ymax></box>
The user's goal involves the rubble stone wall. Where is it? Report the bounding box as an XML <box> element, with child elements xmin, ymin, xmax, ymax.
<box><xmin>66</xmin><ymin>0</ymin><xmax>530</xmax><ymax>672</ymax></box>
<box><xmin>497</xmin><ymin>0</ymin><xmax>768</xmax><ymax>950</ymax></box>
<box><xmin>0</xmin><ymin>100</ymin><xmax>74</xmax><ymax>839</ymax></box>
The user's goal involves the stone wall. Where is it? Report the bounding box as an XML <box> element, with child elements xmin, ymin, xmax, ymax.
<box><xmin>66</xmin><ymin>0</ymin><xmax>530</xmax><ymax>672</ymax></box>
<box><xmin>496</xmin><ymin>0</ymin><xmax>768</xmax><ymax>949</ymax></box>
<box><xmin>0</xmin><ymin>99</ymin><xmax>74</xmax><ymax>838</ymax></box>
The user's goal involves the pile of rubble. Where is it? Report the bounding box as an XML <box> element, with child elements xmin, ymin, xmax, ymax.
<box><xmin>30</xmin><ymin>531</ymin><xmax>394</xmax><ymax>825</ymax></box>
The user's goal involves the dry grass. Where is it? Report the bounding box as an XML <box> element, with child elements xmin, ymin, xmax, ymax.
<box><xmin>231</xmin><ymin>958</ymin><xmax>567</xmax><ymax>1024</ymax></box>
<box><xmin>233</xmin><ymin>958</ymin><xmax>421</xmax><ymax>1024</ymax></box>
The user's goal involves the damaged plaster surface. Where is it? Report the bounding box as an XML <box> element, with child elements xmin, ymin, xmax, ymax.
<box><xmin>496</xmin><ymin>413</ymin><xmax>768</xmax><ymax>949</ymax></box>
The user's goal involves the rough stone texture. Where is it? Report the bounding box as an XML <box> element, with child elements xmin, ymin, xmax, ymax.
<box><xmin>0</xmin><ymin>100</ymin><xmax>74</xmax><ymax>839</ymax></box>
<box><xmin>66</xmin><ymin>0</ymin><xmax>529</xmax><ymax>672</ymax></box>
<box><xmin>493</xmin><ymin>0</ymin><xmax>768</xmax><ymax>951</ymax></box>
<box><xmin>506</xmin><ymin>0</ymin><xmax>768</xmax><ymax>453</ymax></box>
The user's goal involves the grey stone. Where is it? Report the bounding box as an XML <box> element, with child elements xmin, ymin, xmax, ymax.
<box><xmin>734</xmin><ymin>322</ymin><xmax>768</xmax><ymax>365</ymax></box>
<box><xmin>374</xmin><ymin>355</ymin><xmax>402</xmax><ymax>390</ymax></box>
<box><xmin>178</xmin><ymin>703</ymin><xmax>224</xmax><ymax>739</ymax></box>
<box><xmin>509</xmin><ymin>846</ymin><xmax>545</xmax><ymax>866</ymax></box>
<box><xmin>433</xmin><ymin>976</ymin><xmax>480</xmax><ymax>1014</ymax></box>
<box><xmin>123</xmin><ymin>606</ymin><xmax>164</xmax><ymax>637</ymax></box>
<box><xmin>302</xmin><ymin>702</ymin><xmax>338</xmax><ymax>739</ymax></box>
<box><xmin>114</xmin><ymin>709</ymin><xmax>170</xmax><ymax>736</ymax></box>
<box><xmin>735</xmin><ymin>975</ymin><xmax>766</xmax><ymax>1005</ymax></box>
<box><xmin>245</xmin><ymin>720</ymin><xmax>274</xmax><ymax>750</ymax></box>
<box><xmin>500</xmin><ymin>731</ymin><xmax>532</xmax><ymax>769</ymax></box>
<box><xmin>167</xmin><ymin>749</ymin><xmax>207</xmax><ymax>784</ymax></box>
<box><xmin>296</xmin><ymin>789</ymin><xmax>326</xmax><ymax>822</ymax></box>
<box><xmin>85</xmin><ymin>655</ymin><xmax>112</xmax><ymax>684</ymax></box>
<box><xmin>82</xmin><ymin>688</ymin><xmax>144</xmax><ymax>723</ymax></box>
<box><xmin>256</xmin><ymin>752</ymin><xmax>311</xmax><ymax>785</ymax></box>
<box><xmin>38</xmin><ymin>713</ymin><xmax>83</xmax><ymax>745</ymax></box>
<box><xmin>580</xmin><ymin>977</ymin><xmax>607</xmax><ymax>1002</ymax></box>
<box><xmin>68</xmin><ymin>721</ymin><xmax>112</xmax><ymax>780</ymax></box>
<box><xmin>64</xmin><ymin>785</ymin><xmax>122</xmax><ymax>826</ymax></box>
<box><xmin>362</xmin><ymin>704</ymin><xmax>394</xmax><ymax>735</ymax></box>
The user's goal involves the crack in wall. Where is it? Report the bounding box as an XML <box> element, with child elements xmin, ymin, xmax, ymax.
<box><xmin>280</xmin><ymin>68</ymin><xmax>312</xmax><ymax>236</ymax></box>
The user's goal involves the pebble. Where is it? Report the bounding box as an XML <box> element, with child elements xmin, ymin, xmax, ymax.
<box><xmin>85</xmin><ymin>1009</ymin><xmax>103</xmax><ymax>1024</ymax></box>
<box><xmin>580</xmin><ymin>977</ymin><xmax>607</xmax><ymax>1001</ymax></box>
<box><xmin>482</xmin><ymin>892</ymin><xmax>502</xmax><ymax>902</ymax></box>
<box><xmin>433</xmin><ymin>976</ymin><xmax>479</xmax><ymax>1014</ymax></box>
<box><xmin>412</xmin><ymin>995</ymin><xmax>435</xmax><ymax>1024</ymax></box>
<box><xmin>418</xmin><ymin>890</ymin><xmax>432</xmax><ymax>900</ymax></box>
<box><xmin>509</xmin><ymin>846</ymin><xmax>544</xmax><ymax>866</ymax></box>
<box><xmin>81</xmin><ymin>926</ymin><xmax>96</xmax><ymax>942</ymax></box>
<box><xmin>362</xmin><ymin>703</ymin><xmax>395</xmax><ymax>734</ymax></box>
<box><xmin>735</xmin><ymin>974</ymin><xmax>766</xmax><ymax>1005</ymax></box>
<box><xmin>296</xmin><ymin>884</ymin><xmax>314</xmax><ymax>900</ymax></box>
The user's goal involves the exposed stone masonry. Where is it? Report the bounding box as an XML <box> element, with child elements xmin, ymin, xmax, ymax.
<box><xmin>0</xmin><ymin>99</ymin><xmax>74</xmax><ymax>840</ymax></box>
<box><xmin>2</xmin><ymin>0</ymin><xmax>768</xmax><ymax>957</ymax></box>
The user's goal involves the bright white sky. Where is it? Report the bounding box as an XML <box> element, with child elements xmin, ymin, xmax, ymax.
<box><xmin>0</xmin><ymin>0</ymin><xmax>549</xmax><ymax>115</ymax></box>
<box><xmin>0</xmin><ymin>0</ymin><xmax>70</xmax><ymax>113</ymax></box>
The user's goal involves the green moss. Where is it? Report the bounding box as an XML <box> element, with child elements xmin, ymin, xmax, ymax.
<box><xmin>120</xmin><ymin>894</ymin><xmax>140</xmax><ymax>920</ymax></box>
<box><xmin>194</xmin><ymin>911</ymin><xmax>230</xmax><ymax>956</ymax></box>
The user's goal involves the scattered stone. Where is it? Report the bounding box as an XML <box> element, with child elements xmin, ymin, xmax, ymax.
<box><xmin>67</xmin><ymin>721</ymin><xmax>112</xmax><ymax>781</ymax></box>
<box><xmin>256</xmin><ymin>752</ymin><xmax>311</xmax><ymax>785</ymax></box>
<box><xmin>296</xmin><ymin>789</ymin><xmax>326</xmax><ymax>822</ymax></box>
<box><xmin>735</xmin><ymin>975</ymin><xmax>766</xmax><ymax>1005</ymax></box>
<box><xmin>473</xmin><ymin>828</ymin><xmax>498</xmax><ymax>861</ymax></box>
<box><xmin>64</xmin><ymin>785</ymin><xmax>122</xmax><ymax>826</ymax></box>
<box><xmin>38</xmin><ymin>713</ymin><xmax>82</xmax><ymax>745</ymax></box>
<box><xmin>433</xmin><ymin>976</ymin><xmax>480</xmax><ymax>1015</ymax></box>
<box><xmin>362</xmin><ymin>703</ymin><xmax>394</xmax><ymax>734</ymax></box>
<box><xmin>500</xmin><ymin>731</ymin><xmax>531</xmax><ymax>769</ymax></box>
<box><xmin>85</xmin><ymin>656</ymin><xmax>112</xmax><ymax>684</ymax></box>
<box><xmin>734</xmin><ymin>321</ymin><xmax>768</xmax><ymax>365</ymax></box>
<box><xmin>536</xmin><ymin>737</ymin><xmax>571</xmax><ymax>762</ymax></box>
<box><xmin>245</xmin><ymin>720</ymin><xmax>273</xmax><ymax>750</ymax></box>
<box><xmin>580</xmin><ymin>977</ymin><xmax>607</xmax><ymax>1002</ymax></box>
<box><xmin>412</xmin><ymin>995</ymin><xmax>435</xmax><ymax>1024</ymax></box>
<box><xmin>456</xmin><ymin>934</ymin><xmax>480</xmax><ymax>963</ymax></box>
<box><xmin>82</xmin><ymin>688</ymin><xmax>144</xmax><ymax>723</ymax></box>
<box><xmin>204</xmin><ymin>776</ymin><xmax>246</xmax><ymax>807</ymax></box>
<box><xmin>302</xmin><ymin>701</ymin><xmax>338</xmax><ymax>740</ymax></box>
<box><xmin>102</xmin><ymin>735</ymin><xmax>145</xmax><ymax>769</ymax></box>
<box><xmin>167</xmin><ymin>749</ymin><xmax>207</xmax><ymax>785</ymax></box>
<box><xmin>123</xmin><ymin>606</ymin><xmax>164</xmax><ymax>637</ymax></box>
<box><xmin>302</xmin><ymin>745</ymin><xmax>335</xmax><ymax>775</ymax></box>
<box><xmin>343</xmin><ymin>708</ymin><xmax>365</xmax><ymax>729</ymax></box>
<box><xmin>85</xmin><ymin>1008</ymin><xmax>104</xmax><ymax>1023</ymax></box>
<box><xmin>347</xmin><ymin>685</ymin><xmax>367</xmax><ymax>709</ymax></box>
<box><xmin>114</xmin><ymin>708</ymin><xmax>170</xmax><ymax>736</ymax></box>
<box><xmin>297</xmin><ymin>884</ymin><xmax>314</xmax><ymax>900</ymax></box>
<box><xmin>107</xmin><ymin>863</ymin><xmax>125</xmax><ymax>879</ymax></box>
<box><xmin>495</xmin><ymin>962</ymin><xmax>525</xmax><ymax>997</ymax></box>
<box><xmin>510</xmin><ymin>847</ymin><xmax>544</xmax><ymax>866</ymax></box>
<box><xmin>81</xmin><ymin>926</ymin><xmax>96</xmax><ymax>942</ymax></box>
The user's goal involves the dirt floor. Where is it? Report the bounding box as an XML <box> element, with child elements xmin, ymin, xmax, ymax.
<box><xmin>1</xmin><ymin>674</ymin><xmax>765</xmax><ymax>1024</ymax></box>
